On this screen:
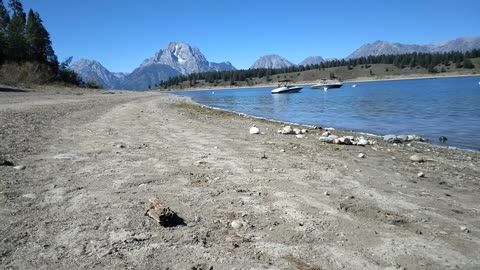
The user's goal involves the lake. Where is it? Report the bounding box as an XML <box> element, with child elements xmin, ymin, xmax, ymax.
<box><xmin>173</xmin><ymin>76</ymin><xmax>480</xmax><ymax>151</ymax></box>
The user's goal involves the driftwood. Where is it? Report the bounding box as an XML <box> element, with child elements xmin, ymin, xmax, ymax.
<box><xmin>144</xmin><ymin>198</ymin><xmax>184</xmax><ymax>227</ymax></box>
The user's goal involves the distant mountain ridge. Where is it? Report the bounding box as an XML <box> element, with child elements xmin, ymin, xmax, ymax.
<box><xmin>70</xmin><ymin>37</ymin><xmax>480</xmax><ymax>90</ymax></box>
<box><xmin>250</xmin><ymin>55</ymin><xmax>295</xmax><ymax>69</ymax></box>
<box><xmin>70</xmin><ymin>42</ymin><xmax>236</xmax><ymax>90</ymax></box>
<box><xmin>69</xmin><ymin>59</ymin><xmax>122</xmax><ymax>89</ymax></box>
<box><xmin>299</xmin><ymin>56</ymin><xmax>324</xmax><ymax>66</ymax></box>
<box><xmin>347</xmin><ymin>37</ymin><xmax>480</xmax><ymax>59</ymax></box>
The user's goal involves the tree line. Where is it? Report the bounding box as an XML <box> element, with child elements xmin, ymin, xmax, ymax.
<box><xmin>0</xmin><ymin>0</ymin><xmax>80</xmax><ymax>85</ymax></box>
<box><xmin>160</xmin><ymin>49</ymin><xmax>479</xmax><ymax>88</ymax></box>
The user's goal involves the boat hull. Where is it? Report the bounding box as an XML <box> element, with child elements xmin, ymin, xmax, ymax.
<box><xmin>271</xmin><ymin>86</ymin><xmax>302</xmax><ymax>94</ymax></box>
<box><xmin>311</xmin><ymin>83</ymin><xmax>343</xmax><ymax>90</ymax></box>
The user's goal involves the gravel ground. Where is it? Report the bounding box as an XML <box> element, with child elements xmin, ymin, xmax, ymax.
<box><xmin>1</xmin><ymin>87</ymin><xmax>479</xmax><ymax>269</ymax></box>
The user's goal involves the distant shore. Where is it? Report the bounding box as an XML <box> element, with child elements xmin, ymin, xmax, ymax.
<box><xmin>162</xmin><ymin>73</ymin><xmax>480</xmax><ymax>92</ymax></box>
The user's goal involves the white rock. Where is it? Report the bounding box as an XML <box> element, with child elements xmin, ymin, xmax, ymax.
<box><xmin>324</xmin><ymin>191</ymin><xmax>330</xmax><ymax>196</ymax></box>
<box><xmin>231</xmin><ymin>220</ymin><xmax>243</xmax><ymax>229</ymax></box>
<box><xmin>417</xmin><ymin>172</ymin><xmax>425</xmax><ymax>178</ymax></box>
<box><xmin>293</xmin><ymin>128</ymin><xmax>301</xmax><ymax>135</ymax></box>
<box><xmin>22</xmin><ymin>193</ymin><xmax>37</xmax><ymax>199</ymax></box>
<box><xmin>357</xmin><ymin>139</ymin><xmax>368</xmax><ymax>146</ymax></box>
<box><xmin>13</xmin><ymin>165</ymin><xmax>26</xmax><ymax>170</ymax></box>
<box><xmin>410</xmin><ymin>154</ymin><xmax>424</xmax><ymax>162</ymax></box>
<box><xmin>281</xmin><ymin>126</ymin><xmax>294</xmax><ymax>134</ymax></box>
<box><xmin>460</xmin><ymin>226</ymin><xmax>470</xmax><ymax>233</ymax></box>
<box><xmin>319</xmin><ymin>136</ymin><xmax>334</xmax><ymax>143</ymax></box>
<box><xmin>249</xmin><ymin>126</ymin><xmax>260</xmax><ymax>134</ymax></box>
<box><xmin>280</xmin><ymin>149</ymin><xmax>285</xmax><ymax>152</ymax></box>
<box><xmin>296</xmin><ymin>134</ymin><xmax>305</xmax><ymax>139</ymax></box>
<box><xmin>325</xmin><ymin>128</ymin><xmax>335</xmax><ymax>131</ymax></box>
<box><xmin>328</xmin><ymin>135</ymin><xmax>338</xmax><ymax>140</ymax></box>
<box><xmin>321</xmin><ymin>131</ymin><xmax>330</xmax><ymax>137</ymax></box>
<box><xmin>358</xmin><ymin>153</ymin><xmax>366</xmax><ymax>158</ymax></box>
<box><xmin>301</xmin><ymin>129</ymin><xmax>308</xmax><ymax>134</ymax></box>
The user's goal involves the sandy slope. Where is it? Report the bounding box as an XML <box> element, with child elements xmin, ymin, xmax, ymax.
<box><xmin>1</xmin><ymin>89</ymin><xmax>479</xmax><ymax>269</ymax></box>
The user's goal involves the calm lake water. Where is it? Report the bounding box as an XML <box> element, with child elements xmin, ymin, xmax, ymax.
<box><xmin>174</xmin><ymin>76</ymin><xmax>480</xmax><ymax>151</ymax></box>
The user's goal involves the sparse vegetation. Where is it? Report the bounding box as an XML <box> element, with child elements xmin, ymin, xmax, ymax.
<box><xmin>0</xmin><ymin>0</ymin><xmax>81</xmax><ymax>87</ymax></box>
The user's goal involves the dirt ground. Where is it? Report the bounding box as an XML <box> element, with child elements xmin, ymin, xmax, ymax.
<box><xmin>1</xmin><ymin>87</ymin><xmax>479</xmax><ymax>270</ymax></box>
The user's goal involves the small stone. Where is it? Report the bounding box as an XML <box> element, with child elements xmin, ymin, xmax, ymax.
<box><xmin>321</xmin><ymin>131</ymin><xmax>330</xmax><ymax>137</ymax></box>
<box><xmin>231</xmin><ymin>220</ymin><xmax>243</xmax><ymax>229</ymax></box>
<box><xmin>22</xmin><ymin>193</ymin><xmax>37</xmax><ymax>199</ymax></box>
<box><xmin>319</xmin><ymin>136</ymin><xmax>334</xmax><ymax>143</ymax></box>
<box><xmin>324</xmin><ymin>191</ymin><xmax>330</xmax><ymax>196</ymax></box>
<box><xmin>409</xmin><ymin>154</ymin><xmax>424</xmax><ymax>162</ymax></box>
<box><xmin>296</xmin><ymin>134</ymin><xmax>305</xmax><ymax>139</ymax></box>
<box><xmin>293</xmin><ymin>128</ymin><xmax>301</xmax><ymax>135</ymax></box>
<box><xmin>417</xmin><ymin>172</ymin><xmax>425</xmax><ymax>178</ymax></box>
<box><xmin>301</xmin><ymin>129</ymin><xmax>308</xmax><ymax>134</ymax></box>
<box><xmin>13</xmin><ymin>165</ymin><xmax>26</xmax><ymax>170</ymax></box>
<box><xmin>281</xmin><ymin>126</ymin><xmax>294</xmax><ymax>134</ymax></box>
<box><xmin>358</xmin><ymin>153</ymin><xmax>365</xmax><ymax>158</ymax></box>
<box><xmin>249</xmin><ymin>126</ymin><xmax>260</xmax><ymax>134</ymax></box>
<box><xmin>115</xmin><ymin>144</ymin><xmax>125</xmax><ymax>149</ymax></box>
<box><xmin>357</xmin><ymin>138</ymin><xmax>368</xmax><ymax>146</ymax></box>
<box><xmin>346</xmin><ymin>195</ymin><xmax>355</xmax><ymax>199</ymax></box>
<box><xmin>194</xmin><ymin>215</ymin><xmax>201</xmax><ymax>222</ymax></box>
<box><xmin>460</xmin><ymin>226</ymin><xmax>470</xmax><ymax>233</ymax></box>
<box><xmin>280</xmin><ymin>149</ymin><xmax>285</xmax><ymax>152</ymax></box>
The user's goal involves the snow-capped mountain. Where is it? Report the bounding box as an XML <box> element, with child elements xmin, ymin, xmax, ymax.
<box><xmin>141</xmin><ymin>42</ymin><xmax>236</xmax><ymax>75</ymax></box>
<box><xmin>69</xmin><ymin>59</ymin><xmax>121</xmax><ymax>89</ymax></box>
<box><xmin>69</xmin><ymin>42</ymin><xmax>236</xmax><ymax>90</ymax></box>
<box><xmin>299</xmin><ymin>56</ymin><xmax>324</xmax><ymax>66</ymax></box>
<box><xmin>347</xmin><ymin>37</ymin><xmax>480</xmax><ymax>59</ymax></box>
<box><xmin>250</xmin><ymin>55</ymin><xmax>295</xmax><ymax>69</ymax></box>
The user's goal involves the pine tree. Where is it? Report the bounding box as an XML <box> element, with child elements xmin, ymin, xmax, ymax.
<box><xmin>0</xmin><ymin>0</ymin><xmax>10</xmax><ymax>63</ymax></box>
<box><xmin>6</xmin><ymin>0</ymin><xmax>27</xmax><ymax>62</ymax></box>
<box><xmin>26</xmin><ymin>10</ymin><xmax>56</xmax><ymax>66</ymax></box>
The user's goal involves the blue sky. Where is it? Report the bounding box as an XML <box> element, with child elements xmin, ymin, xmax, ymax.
<box><xmin>20</xmin><ymin>0</ymin><xmax>480</xmax><ymax>72</ymax></box>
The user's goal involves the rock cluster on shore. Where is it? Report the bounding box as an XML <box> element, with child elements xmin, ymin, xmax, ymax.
<box><xmin>383</xmin><ymin>134</ymin><xmax>427</xmax><ymax>143</ymax></box>
<box><xmin>318</xmin><ymin>130</ymin><xmax>375</xmax><ymax>146</ymax></box>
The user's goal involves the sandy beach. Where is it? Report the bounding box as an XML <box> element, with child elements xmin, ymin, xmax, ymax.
<box><xmin>1</xmin><ymin>87</ymin><xmax>479</xmax><ymax>269</ymax></box>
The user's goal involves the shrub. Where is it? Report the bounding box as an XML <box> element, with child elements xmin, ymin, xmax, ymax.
<box><xmin>0</xmin><ymin>62</ymin><xmax>54</xmax><ymax>86</ymax></box>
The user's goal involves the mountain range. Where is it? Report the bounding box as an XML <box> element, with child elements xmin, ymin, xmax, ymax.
<box><xmin>347</xmin><ymin>37</ymin><xmax>480</xmax><ymax>59</ymax></box>
<box><xmin>71</xmin><ymin>42</ymin><xmax>235</xmax><ymax>90</ymax></box>
<box><xmin>71</xmin><ymin>37</ymin><xmax>480</xmax><ymax>90</ymax></box>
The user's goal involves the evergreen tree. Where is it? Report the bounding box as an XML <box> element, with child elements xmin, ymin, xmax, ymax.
<box><xmin>6</xmin><ymin>0</ymin><xmax>27</xmax><ymax>62</ymax></box>
<box><xmin>26</xmin><ymin>10</ymin><xmax>57</xmax><ymax>66</ymax></box>
<box><xmin>0</xmin><ymin>0</ymin><xmax>10</xmax><ymax>63</ymax></box>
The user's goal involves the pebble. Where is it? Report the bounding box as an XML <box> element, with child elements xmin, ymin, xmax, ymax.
<box><xmin>249</xmin><ymin>126</ymin><xmax>260</xmax><ymax>134</ymax></box>
<box><xmin>281</xmin><ymin>126</ymin><xmax>294</xmax><ymax>134</ymax></box>
<box><xmin>324</xmin><ymin>191</ymin><xmax>330</xmax><ymax>196</ymax></box>
<box><xmin>13</xmin><ymin>165</ymin><xmax>26</xmax><ymax>170</ymax></box>
<box><xmin>115</xmin><ymin>144</ymin><xmax>126</xmax><ymax>149</ymax></box>
<box><xmin>410</xmin><ymin>154</ymin><xmax>424</xmax><ymax>162</ymax></box>
<box><xmin>231</xmin><ymin>220</ymin><xmax>243</xmax><ymax>229</ymax></box>
<box><xmin>460</xmin><ymin>226</ymin><xmax>470</xmax><ymax>233</ymax></box>
<box><xmin>321</xmin><ymin>131</ymin><xmax>330</xmax><ymax>137</ymax></box>
<box><xmin>417</xmin><ymin>172</ymin><xmax>425</xmax><ymax>178</ymax></box>
<box><xmin>296</xmin><ymin>134</ymin><xmax>305</xmax><ymax>139</ymax></box>
<box><xmin>22</xmin><ymin>193</ymin><xmax>37</xmax><ymax>199</ymax></box>
<box><xmin>358</xmin><ymin>153</ymin><xmax>365</xmax><ymax>158</ymax></box>
<box><xmin>280</xmin><ymin>149</ymin><xmax>285</xmax><ymax>152</ymax></box>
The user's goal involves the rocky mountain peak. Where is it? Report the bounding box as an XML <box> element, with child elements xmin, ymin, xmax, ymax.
<box><xmin>250</xmin><ymin>54</ymin><xmax>294</xmax><ymax>69</ymax></box>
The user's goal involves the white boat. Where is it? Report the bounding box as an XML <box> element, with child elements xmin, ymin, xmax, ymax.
<box><xmin>311</xmin><ymin>79</ymin><xmax>343</xmax><ymax>91</ymax></box>
<box><xmin>271</xmin><ymin>80</ymin><xmax>302</xmax><ymax>94</ymax></box>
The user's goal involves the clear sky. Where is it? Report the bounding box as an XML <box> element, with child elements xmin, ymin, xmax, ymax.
<box><xmin>20</xmin><ymin>0</ymin><xmax>480</xmax><ymax>73</ymax></box>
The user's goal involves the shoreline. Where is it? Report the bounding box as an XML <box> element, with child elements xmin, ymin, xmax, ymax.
<box><xmin>187</xmin><ymin>97</ymin><xmax>479</xmax><ymax>153</ymax></box>
<box><xmin>159</xmin><ymin>73</ymin><xmax>480</xmax><ymax>92</ymax></box>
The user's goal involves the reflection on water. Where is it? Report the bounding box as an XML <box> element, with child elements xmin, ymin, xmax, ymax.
<box><xmin>174</xmin><ymin>76</ymin><xmax>480</xmax><ymax>150</ymax></box>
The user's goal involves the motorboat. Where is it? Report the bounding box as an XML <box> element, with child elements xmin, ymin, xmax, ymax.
<box><xmin>271</xmin><ymin>80</ymin><xmax>303</xmax><ymax>94</ymax></box>
<box><xmin>311</xmin><ymin>79</ymin><xmax>343</xmax><ymax>91</ymax></box>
